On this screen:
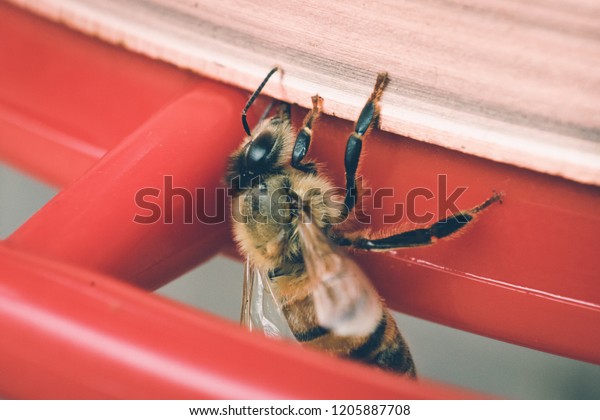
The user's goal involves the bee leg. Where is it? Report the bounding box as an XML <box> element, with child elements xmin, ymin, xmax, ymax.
<box><xmin>341</xmin><ymin>192</ymin><xmax>502</xmax><ymax>250</ymax></box>
<box><xmin>343</xmin><ymin>73</ymin><xmax>390</xmax><ymax>216</ymax></box>
<box><xmin>291</xmin><ymin>95</ymin><xmax>323</xmax><ymax>174</ymax></box>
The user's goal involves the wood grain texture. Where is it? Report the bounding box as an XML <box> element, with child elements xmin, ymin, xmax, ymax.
<box><xmin>10</xmin><ymin>0</ymin><xmax>600</xmax><ymax>184</ymax></box>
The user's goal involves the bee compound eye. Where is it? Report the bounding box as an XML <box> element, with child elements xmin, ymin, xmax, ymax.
<box><xmin>245</xmin><ymin>132</ymin><xmax>275</xmax><ymax>172</ymax></box>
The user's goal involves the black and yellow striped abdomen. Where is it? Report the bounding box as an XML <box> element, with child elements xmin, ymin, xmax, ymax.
<box><xmin>273</xmin><ymin>272</ymin><xmax>416</xmax><ymax>377</ymax></box>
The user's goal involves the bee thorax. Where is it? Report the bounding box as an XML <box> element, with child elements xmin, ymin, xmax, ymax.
<box><xmin>232</xmin><ymin>171</ymin><xmax>343</xmax><ymax>272</ymax></box>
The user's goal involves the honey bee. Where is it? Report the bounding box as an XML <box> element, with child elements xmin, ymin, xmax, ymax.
<box><xmin>226</xmin><ymin>68</ymin><xmax>500</xmax><ymax>377</ymax></box>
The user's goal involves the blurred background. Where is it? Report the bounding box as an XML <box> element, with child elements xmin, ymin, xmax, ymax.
<box><xmin>2</xmin><ymin>163</ymin><xmax>599</xmax><ymax>399</ymax></box>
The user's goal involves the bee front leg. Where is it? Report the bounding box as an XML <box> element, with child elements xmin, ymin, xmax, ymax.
<box><xmin>291</xmin><ymin>95</ymin><xmax>323</xmax><ymax>173</ymax></box>
<box><xmin>343</xmin><ymin>73</ymin><xmax>390</xmax><ymax>217</ymax></box>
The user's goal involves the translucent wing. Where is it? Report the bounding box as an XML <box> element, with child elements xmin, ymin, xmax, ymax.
<box><xmin>298</xmin><ymin>221</ymin><xmax>383</xmax><ymax>337</ymax></box>
<box><xmin>240</xmin><ymin>256</ymin><xmax>295</xmax><ymax>339</ymax></box>
<box><xmin>240</xmin><ymin>256</ymin><xmax>254</xmax><ymax>330</ymax></box>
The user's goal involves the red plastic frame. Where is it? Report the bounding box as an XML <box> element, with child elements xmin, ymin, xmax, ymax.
<box><xmin>1</xmin><ymin>3</ymin><xmax>599</xmax><ymax>398</ymax></box>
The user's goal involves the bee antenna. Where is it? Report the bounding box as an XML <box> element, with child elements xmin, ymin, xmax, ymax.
<box><xmin>241</xmin><ymin>66</ymin><xmax>282</xmax><ymax>136</ymax></box>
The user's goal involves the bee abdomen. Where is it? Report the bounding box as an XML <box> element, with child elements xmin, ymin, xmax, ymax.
<box><xmin>348</xmin><ymin>310</ymin><xmax>417</xmax><ymax>377</ymax></box>
<box><xmin>293</xmin><ymin>325</ymin><xmax>329</xmax><ymax>342</ymax></box>
<box><xmin>371</xmin><ymin>341</ymin><xmax>417</xmax><ymax>377</ymax></box>
<box><xmin>283</xmin><ymin>295</ymin><xmax>417</xmax><ymax>377</ymax></box>
<box><xmin>348</xmin><ymin>311</ymin><xmax>389</xmax><ymax>359</ymax></box>
<box><xmin>281</xmin><ymin>293</ymin><xmax>329</xmax><ymax>342</ymax></box>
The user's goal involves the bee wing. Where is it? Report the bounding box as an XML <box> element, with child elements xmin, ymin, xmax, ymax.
<box><xmin>240</xmin><ymin>256</ymin><xmax>295</xmax><ymax>339</ymax></box>
<box><xmin>240</xmin><ymin>256</ymin><xmax>254</xmax><ymax>329</ymax></box>
<box><xmin>298</xmin><ymin>221</ymin><xmax>383</xmax><ymax>337</ymax></box>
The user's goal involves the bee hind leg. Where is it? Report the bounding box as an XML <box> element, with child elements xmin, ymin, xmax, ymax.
<box><xmin>342</xmin><ymin>73</ymin><xmax>390</xmax><ymax>217</ymax></box>
<box><xmin>339</xmin><ymin>192</ymin><xmax>502</xmax><ymax>250</ymax></box>
<box><xmin>291</xmin><ymin>95</ymin><xmax>323</xmax><ymax>174</ymax></box>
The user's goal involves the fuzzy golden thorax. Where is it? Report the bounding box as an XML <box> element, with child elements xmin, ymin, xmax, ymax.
<box><xmin>231</xmin><ymin>171</ymin><xmax>344</xmax><ymax>273</ymax></box>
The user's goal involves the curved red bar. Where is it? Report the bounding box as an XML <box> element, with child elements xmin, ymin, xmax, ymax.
<box><xmin>0</xmin><ymin>245</ymin><xmax>472</xmax><ymax>399</ymax></box>
<box><xmin>6</xmin><ymin>84</ymin><xmax>246</xmax><ymax>290</ymax></box>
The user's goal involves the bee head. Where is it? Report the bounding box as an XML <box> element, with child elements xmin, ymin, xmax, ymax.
<box><xmin>225</xmin><ymin>123</ymin><xmax>286</xmax><ymax>193</ymax></box>
<box><xmin>244</xmin><ymin>130</ymin><xmax>276</xmax><ymax>175</ymax></box>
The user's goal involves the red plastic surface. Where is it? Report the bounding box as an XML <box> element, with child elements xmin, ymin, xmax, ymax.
<box><xmin>0</xmin><ymin>2</ymin><xmax>599</xmax><ymax>398</ymax></box>
<box><xmin>1</xmin><ymin>245</ymin><xmax>473</xmax><ymax>399</ymax></box>
<box><xmin>6</xmin><ymin>84</ymin><xmax>244</xmax><ymax>290</ymax></box>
